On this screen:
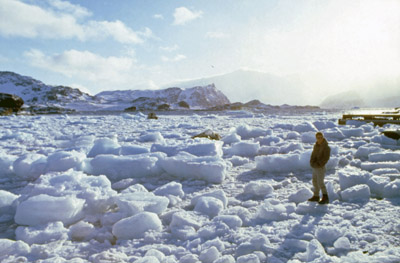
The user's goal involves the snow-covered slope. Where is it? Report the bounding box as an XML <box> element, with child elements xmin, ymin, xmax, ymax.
<box><xmin>166</xmin><ymin>69</ymin><xmax>307</xmax><ymax>105</ymax></box>
<box><xmin>95</xmin><ymin>84</ymin><xmax>230</xmax><ymax>110</ymax></box>
<box><xmin>0</xmin><ymin>72</ymin><xmax>230</xmax><ymax>112</ymax></box>
<box><xmin>0</xmin><ymin>72</ymin><xmax>96</xmax><ymax>109</ymax></box>
<box><xmin>321</xmin><ymin>88</ymin><xmax>400</xmax><ymax>109</ymax></box>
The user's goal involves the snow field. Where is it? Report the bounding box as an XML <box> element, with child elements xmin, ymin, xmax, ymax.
<box><xmin>0</xmin><ymin>112</ymin><xmax>399</xmax><ymax>262</ymax></box>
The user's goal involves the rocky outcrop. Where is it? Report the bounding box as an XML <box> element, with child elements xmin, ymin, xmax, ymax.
<box><xmin>0</xmin><ymin>93</ymin><xmax>24</xmax><ymax>114</ymax></box>
<box><xmin>97</xmin><ymin>83</ymin><xmax>230</xmax><ymax>110</ymax></box>
<box><xmin>192</xmin><ymin>130</ymin><xmax>221</xmax><ymax>140</ymax></box>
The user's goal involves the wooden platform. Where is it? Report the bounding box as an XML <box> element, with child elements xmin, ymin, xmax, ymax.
<box><xmin>339</xmin><ymin>108</ymin><xmax>400</xmax><ymax>126</ymax></box>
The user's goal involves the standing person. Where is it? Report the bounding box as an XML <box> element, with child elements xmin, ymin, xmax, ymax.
<box><xmin>308</xmin><ymin>131</ymin><xmax>331</xmax><ymax>204</ymax></box>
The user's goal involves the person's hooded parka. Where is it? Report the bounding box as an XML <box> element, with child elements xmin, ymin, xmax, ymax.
<box><xmin>310</xmin><ymin>138</ymin><xmax>330</xmax><ymax>168</ymax></box>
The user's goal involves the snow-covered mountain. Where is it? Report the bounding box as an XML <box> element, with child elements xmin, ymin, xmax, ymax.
<box><xmin>95</xmin><ymin>84</ymin><xmax>230</xmax><ymax>110</ymax></box>
<box><xmin>0</xmin><ymin>71</ymin><xmax>98</xmax><ymax>112</ymax></box>
<box><xmin>166</xmin><ymin>69</ymin><xmax>307</xmax><ymax>105</ymax></box>
<box><xmin>0</xmin><ymin>71</ymin><xmax>231</xmax><ymax>112</ymax></box>
<box><xmin>321</xmin><ymin>89</ymin><xmax>400</xmax><ymax>109</ymax></box>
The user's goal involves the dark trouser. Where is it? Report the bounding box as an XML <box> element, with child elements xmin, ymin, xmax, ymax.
<box><xmin>312</xmin><ymin>166</ymin><xmax>327</xmax><ymax>196</ymax></box>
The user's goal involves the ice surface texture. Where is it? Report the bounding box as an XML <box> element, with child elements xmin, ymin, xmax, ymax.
<box><xmin>0</xmin><ymin>112</ymin><xmax>399</xmax><ymax>262</ymax></box>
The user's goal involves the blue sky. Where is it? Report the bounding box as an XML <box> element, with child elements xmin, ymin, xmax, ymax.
<box><xmin>1</xmin><ymin>0</ymin><xmax>399</xmax><ymax>99</ymax></box>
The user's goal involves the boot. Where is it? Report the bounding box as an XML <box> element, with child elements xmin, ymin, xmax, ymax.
<box><xmin>308</xmin><ymin>196</ymin><xmax>319</xmax><ymax>202</ymax></box>
<box><xmin>318</xmin><ymin>194</ymin><xmax>329</xmax><ymax>205</ymax></box>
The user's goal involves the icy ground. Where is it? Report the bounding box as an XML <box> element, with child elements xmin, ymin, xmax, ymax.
<box><xmin>0</xmin><ymin>110</ymin><xmax>400</xmax><ymax>263</ymax></box>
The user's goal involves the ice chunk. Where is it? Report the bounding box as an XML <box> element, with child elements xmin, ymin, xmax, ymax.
<box><xmin>19</xmin><ymin>171</ymin><xmax>116</xmax><ymax>215</ymax></box>
<box><xmin>286</xmin><ymin>131</ymin><xmax>300</xmax><ymax>139</ymax></box>
<box><xmin>257</xmin><ymin>199</ymin><xmax>287</xmax><ymax>221</ymax></box>
<box><xmin>191</xmin><ymin>190</ymin><xmax>228</xmax><ymax>208</ymax></box>
<box><xmin>69</xmin><ymin>221</ymin><xmax>96</xmax><ymax>241</ymax></box>
<box><xmin>315</xmin><ymin>226</ymin><xmax>342</xmax><ymax>246</ymax></box>
<box><xmin>13</xmin><ymin>153</ymin><xmax>47</xmax><ymax>180</ymax></box>
<box><xmin>224</xmin><ymin>141</ymin><xmax>260</xmax><ymax>157</ymax></box>
<box><xmin>288</xmin><ymin>188</ymin><xmax>313</xmax><ymax>204</ymax></box>
<box><xmin>354</xmin><ymin>144</ymin><xmax>382</xmax><ymax>160</ymax></box>
<box><xmin>222</xmin><ymin>133</ymin><xmax>241</xmax><ymax>145</ymax></box>
<box><xmin>236</xmin><ymin>254</ymin><xmax>260</xmax><ymax>263</ymax></box>
<box><xmin>153</xmin><ymin>182</ymin><xmax>184</xmax><ymax>198</ymax></box>
<box><xmin>369</xmin><ymin>152</ymin><xmax>400</xmax><ymax>162</ymax></box>
<box><xmin>341</xmin><ymin>127</ymin><xmax>364</xmax><ymax>137</ymax></box>
<box><xmin>323</xmin><ymin>127</ymin><xmax>346</xmax><ymax>141</ymax></box>
<box><xmin>15</xmin><ymin>194</ymin><xmax>85</xmax><ymax>226</ymax></box>
<box><xmin>89</xmin><ymin>153</ymin><xmax>162</xmax><ymax>181</ymax></box>
<box><xmin>301</xmin><ymin>132</ymin><xmax>317</xmax><ymax>144</ymax></box>
<box><xmin>313</xmin><ymin>120</ymin><xmax>336</xmax><ymax>130</ymax></box>
<box><xmin>306</xmin><ymin>239</ymin><xmax>329</xmax><ymax>262</ymax></box>
<box><xmin>119</xmin><ymin>145</ymin><xmax>149</xmax><ymax>155</ymax></box>
<box><xmin>46</xmin><ymin>151</ymin><xmax>86</xmax><ymax>172</ymax></box>
<box><xmin>228</xmin><ymin>156</ymin><xmax>249</xmax><ymax>167</ymax></box>
<box><xmin>194</xmin><ymin>196</ymin><xmax>224</xmax><ymax>218</ymax></box>
<box><xmin>144</xmin><ymin>249</ymin><xmax>165</xmax><ymax>262</ymax></box>
<box><xmin>0</xmin><ymin>152</ymin><xmax>16</xmax><ymax>177</ymax></box>
<box><xmin>0</xmin><ymin>239</ymin><xmax>30</xmax><ymax>259</ymax></box>
<box><xmin>255</xmin><ymin>152</ymin><xmax>311</xmax><ymax>173</ymax></box>
<box><xmin>360</xmin><ymin>161</ymin><xmax>400</xmax><ymax>172</ymax></box>
<box><xmin>258</xmin><ymin>135</ymin><xmax>282</xmax><ymax>146</ymax></box>
<box><xmin>383</xmin><ymin>179</ymin><xmax>400</xmax><ymax>198</ymax></box>
<box><xmin>213</xmin><ymin>215</ymin><xmax>242</xmax><ymax>229</ymax></box>
<box><xmin>0</xmin><ymin>190</ymin><xmax>18</xmax><ymax>214</ymax></box>
<box><xmin>138</xmin><ymin>132</ymin><xmax>165</xmax><ymax>143</ymax></box>
<box><xmin>243</xmin><ymin>181</ymin><xmax>274</xmax><ymax>197</ymax></box>
<box><xmin>367</xmin><ymin>176</ymin><xmax>390</xmax><ymax>197</ymax></box>
<box><xmin>159</xmin><ymin>152</ymin><xmax>227</xmax><ymax>184</ymax></box>
<box><xmin>213</xmin><ymin>255</ymin><xmax>235</xmax><ymax>263</ymax></box>
<box><xmin>334</xmin><ymin>237</ymin><xmax>351</xmax><ymax>251</ymax></box>
<box><xmin>293</xmin><ymin>122</ymin><xmax>318</xmax><ymax>133</ymax></box>
<box><xmin>15</xmin><ymin>221</ymin><xmax>68</xmax><ymax>245</ymax></box>
<box><xmin>372</xmin><ymin>168</ymin><xmax>399</xmax><ymax>175</ymax></box>
<box><xmin>112</xmin><ymin>212</ymin><xmax>162</xmax><ymax>240</ymax></box>
<box><xmin>114</xmin><ymin>192</ymin><xmax>169</xmax><ymax>216</ymax></box>
<box><xmin>338</xmin><ymin>169</ymin><xmax>371</xmax><ymax>190</ymax></box>
<box><xmin>87</xmin><ymin>137</ymin><xmax>120</xmax><ymax>158</ymax></box>
<box><xmin>341</xmin><ymin>184</ymin><xmax>370</xmax><ymax>202</ymax></box>
<box><xmin>182</xmin><ymin>141</ymin><xmax>223</xmax><ymax>157</ymax></box>
<box><xmin>199</xmin><ymin>246</ymin><xmax>220</xmax><ymax>263</ymax></box>
<box><xmin>372</xmin><ymin>134</ymin><xmax>398</xmax><ymax>146</ymax></box>
<box><xmin>170</xmin><ymin>211</ymin><xmax>203</xmax><ymax>240</ymax></box>
<box><xmin>236</xmin><ymin>125</ymin><xmax>269</xmax><ymax>139</ymax></box>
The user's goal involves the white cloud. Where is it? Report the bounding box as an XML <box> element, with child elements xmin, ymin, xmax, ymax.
<box><xmin>153</xmin><ymin>14</ymin><xmax>164</xmax><ymax>20</ymax></box>
<box><xmin>205</xmin><ymin>32</ymin><xmax>230</xmax><ymax>39</ymax></box>
<box><xmin>160</xmin><ymin>44</ymin><xmax>179</xmax><ymax>52</ymax></box>
<box><xmin>24</xmin><ymin>49</ymin><xmax>135</xmax><ymax>83</ymax></box>
<box><xmin>0</xmin><ymin>0</ymin><xmax>148</xmax><ymax>44</ymax></box>
<box><xmin>46</xmin><ymin>0</ymin><xmax>92</xmax><ymax>19</ymax></box>
<box><xmin>173</xmin><ymin>7</ymin><xmax>203</xmax><ymax>25</ymax></box>
<box><xmin>161</xmin><ymin>54</ymin><xmax>187</xmax><ymax>62</ymax></box>
<box><xmin>84</xmin><ymin>20</ymin><xmax>146</xmax><ymax>44</ymax></box>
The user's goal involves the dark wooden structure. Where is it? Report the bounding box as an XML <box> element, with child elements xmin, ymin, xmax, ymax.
<box><xmin>339</xmin><ymin>108</ymin><xmax>400</xmax><ymax>126</ymax></box>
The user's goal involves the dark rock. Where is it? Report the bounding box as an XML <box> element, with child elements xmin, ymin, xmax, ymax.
<box><xmin>28</xmin><ymin>105</ymin><xmax>76</xmax><ymax>115</ymax></box>
<box><xmin>382</xmin><ymin>130</ymin><xmax>400</xmax><ymax>140</ymax></box>
<box><xmin>147</xmin><ymin>112</ymin><xmax>158</xmax><ymax>119</ymax></box>
<box><xmin>157</xmin><ymin>104</ymin><xmax>170</xmax><ymax>110</ymax></box>
<box><xmin>0</xmin><ymin>93</ymin><xmax>24</xmax><ymax>112</ymax></box>
<box><xmin>0</xmin><ymin>107</ymin><xmax>13</xmax><ymax>116</ymax></box>
<box><xmin>124</xmin><ymin>106</ymin><xmax>137</xmax><ymax>112</ymax></box>
<box><xmin>192</xmin><ymin>129</ymin><xmax>221</xmax><ymax>140</ymax></box>
<box><xmin>178</xmin><ymin>101</ymin><xmax>190</xmax><ymax>109</ymax></box>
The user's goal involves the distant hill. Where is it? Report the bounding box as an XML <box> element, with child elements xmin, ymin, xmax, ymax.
<box><xmin>95</xmin><ymin>84</ymin><xmax>230</xmax><ymax>110</ymax></box>
<box><xmin>166</xmin><ymin>69</ymin><xmax>307</xmax><ymax>105</ymax></box>
<box><xmin>0</xmin><ymin>71</ymin><xmax>98</xmax><ymax>113</ymax></box>
<box><xmin>0</xmin><ymin>71</ymin><xmax>231</xmax><ymax>112</ymax></box>
<box><xmin>321</xmin><ymin>89</ymin><xmax>400</xmax><ymax>109</ymax></box>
